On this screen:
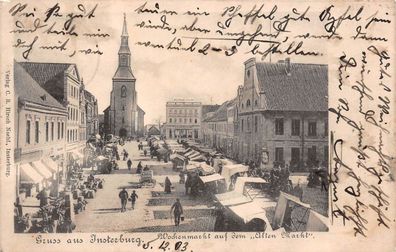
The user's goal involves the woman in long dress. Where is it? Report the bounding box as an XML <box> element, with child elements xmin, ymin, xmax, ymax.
<box><xmin>164</xmin><ymin>177</ymin><xmax>172</xmax><ymax>194</ymax></box>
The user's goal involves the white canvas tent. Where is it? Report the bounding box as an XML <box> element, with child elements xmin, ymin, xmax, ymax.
<box><xmin>199</xmin><ymin>173</ymin><xmax>225</xmax><ymax>184</ymax></box>
<box><xmin>215</xmin><ymin>191</ymin><xmax>252</xmax><ymax>206</ymax></box>
<box><xmin>272</xmin><ymin>192</ymin><xmax>312</xmax><ymax>231</ymax></box>
<box><xmin>306</xmin><ymin>210</ymin><xmax>329</xmax><ymax>232</ymax></box>
<box><xmin>233</xmin><ymin>177</ymin><xmax>267</xmax><ymax>196</ymax></box>
<box><xmin>221</xmin><ymin>164</ymin><xmax>249</xmax><ymax>186</ymax></box>
<box><xmin>227</xmin><ymin>200</ymin><xmax>274</xmax><ymax>231</ymax></box>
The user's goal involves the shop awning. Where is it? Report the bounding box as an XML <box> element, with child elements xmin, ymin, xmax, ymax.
<box><xmin>234</xmin><ymin>177</ymin><xmax>267</xmax><ymax>194</ymax></box>
<box><xmin>221</xmin><ymin>164</ymin><xmax>249</xmax><ymax>185</ymax></box>
<box><xmin>41</xmin><ymin>158</ymin><xmax>58</xmax><ymax>173</ymax></box>
<box><xmin>198</xmin><ymin>163</ymin><xmax>216</xmax><ymax>175</ymax></box>
<box><xmin>215</xmin><ymin>191</ymin><xmax>252</xmax><ymax>206</ymax></box>
<box><xmin>189</xmin><ymin>152</ymin><xmax>202</xmax><ymax>159</ymax></box>
<box><xmin>228</xmin><ymin>200</ymin><xmax>274</xmax><ymax>224</ymax></box>
<box><xmin>199</xmin><ymin>173</ymin><xmax>225</xmax><ymax>184</ymax></box>
<box><xmin>170</xmin><ymin>154</ymin><xmax>186</xmax><ymax>161</ymax></box>
<box><xmin>183</xmin><ymin>149</ymin><xmax>195</xmax><ymax>157</ymax></box>
<box><xmin>31</xmin><ymin>161</ymin><xmax>53</xmax><ymax>179</ymax></box>
<box><xmin>20</xmin><ymin>163</ymin><xmax>44</xmax><ymax>184</ymax></box>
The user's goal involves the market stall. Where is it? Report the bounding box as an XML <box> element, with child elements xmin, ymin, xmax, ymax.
<box><xmin>198</xmin><ymin>173</ymin><xmax>227</xmax><ymax>196</ymax></box>
<box><xmin>227</xmin><ymin>200</ymin><xmax>274</xmax><ymax>231</ymax></box>
<box><xmin>221</xmin><ymin>164</ymin><xmax>249</xmax><ymax>188</ymax></box>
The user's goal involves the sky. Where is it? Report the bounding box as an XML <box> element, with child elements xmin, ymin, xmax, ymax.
<box><xmin>11</xmin><ymin>0</ymin><xmax>328</xmax><ymax>124</ymax></box>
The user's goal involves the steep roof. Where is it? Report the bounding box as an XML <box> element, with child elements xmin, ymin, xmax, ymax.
<box><xmin>113</xmin><ymin>66</ymin><xmax>135</xmax><ymax>80</ymax></box>
<box><xmin>202</xmin><ymin>104</ymin><xmax>220</xmax><ymax>116</ymax></box>
<box><xmin>137</xmin><ymin>105</ymin><xmax>145</xmax><ymax>114</ymax></box>
<box><xmin>255</xmin><ymin>62</ymin><xmax>328</xmax><ymax>112</ymax></box>
<box><xmin>14</xmin><ymin>62</ymin><xmax>66</xmax><ymax>110</ymax></box>
<box><xmin>204</xmin><ymin>99</ymin><xmax>235</xmax><ymax>122</ymax></box>
<box><xmin>18</xmin><ymin>62</ymin><xmax>77</xmax><ymax>102</ymax></box>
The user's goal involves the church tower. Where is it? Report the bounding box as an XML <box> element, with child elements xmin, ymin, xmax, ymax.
<box><xmin>109</xmin><ymin>14</ymin><xmax>140</xmax><ymax>137</ymax></box>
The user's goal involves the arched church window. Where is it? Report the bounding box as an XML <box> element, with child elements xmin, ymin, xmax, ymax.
<box><xmin>246</xmin><ymin>99</ymin><xmax>251</xmax><ymax>107</ymax></box>
<box><xmin>121</xmin><ymin>86</ymin><xmax>127</xmax><ymax>97</ymax></box>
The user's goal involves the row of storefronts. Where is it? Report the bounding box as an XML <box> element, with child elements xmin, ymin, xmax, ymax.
<box><xmin>14</xmin><ymin>61</ymin><xmax>92</xmax><ymax>204</ymax></box>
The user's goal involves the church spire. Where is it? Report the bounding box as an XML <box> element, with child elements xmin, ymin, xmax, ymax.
<box><xmin>122</xmin><ymin>13</ymin><xmax>128</xmax><ymax>37</ymax></box>
<box><xmin>113</xmin><ymin>13</ymin><xmax>135</xmax><ymax>80</ymax></box>
<box><xmin>118</xmin><ymin>13</ymin><xmax>131</xmax><ymax>56</ymax></box>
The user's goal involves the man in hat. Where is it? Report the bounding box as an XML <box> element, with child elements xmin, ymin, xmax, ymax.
<box><xmin>170</xmin><ymin>198</ymin><xmax>183</xmax><ymax>226</ymax></box>
<box><xmin>118</xmin><ymin>188</ymin><xmax>129</xmax><ymax>212</ymax></box>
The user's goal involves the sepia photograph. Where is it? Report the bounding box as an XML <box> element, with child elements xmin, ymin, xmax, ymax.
<box><xmin>13</xmin><ymin>13</ymin><xmax>329</xmax><ymax>234</ymax></box>
<box><xmin>1</xmin><ymin>0</ymin><xmax>395</xmax><ymax>251</ymax></box>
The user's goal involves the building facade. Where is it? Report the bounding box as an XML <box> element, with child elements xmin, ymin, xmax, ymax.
<box><xmin>108</xmin><ymin>15</ymin><xmax>144</xmax><ymax>138</ymax></box>
<box><xmin>19</xmin><ymin>61</ymin><xmax>87</xmax><ymax>166</ymax></box>
<box><xmin>14</xmin><ymin>62</ymin><xmax>68</xmax><ymax>199</ymax></box>
<box><xmin>164</xmin><ymin>99</ymin><xmax>202</xmax><ymax>140</ymax></box>
<box><xmin>234</xmin><ymin>58</ymin><xmax>328</xmax><ymax>171</ymax></box>
<box><xmin>84</xmin><ymin>90</ymin><xmax>99</xmax><ymax>137</ymax></box>
<box><xmin>201</xmin><ymin>100</ymin><xmax>236</xmax><ymax>157</ymax></box>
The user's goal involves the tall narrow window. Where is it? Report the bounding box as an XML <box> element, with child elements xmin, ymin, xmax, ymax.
<box><xmin>121</xmin><ymin>86</ymin><xmax>127</xmax><ymax>97</ymax></box>
<box><xmin>35</xmin><ymin>121</ymin><xmax>39</xmax><ymax>143</ymax></box>
<box><xmin>291</xmin><ymin>148</ymin><xmax>300</xmax><ymax>165</ymax></box>
<box><xmin>275</xmin><ymin>118</ymin><xmax>284</xmax><ymax>135</ymax></box>
<box><xmin>26</xmin><ymin>120</ymin><xmax>31</xmax><ymax>144</ymax></box>
<box><xmin>51</xmin><ymin>122</ymin><xmax>54</xmax><ymax>141</ymax></box>
<box><xmin>57</xmin><ymin>122</ymin><xmax>61</xmax><ymax>139</ymax></box>
<box><xmin>291</xmin><ymin>119</ymin><xmax>300</xmax><ymax>136</ymax></box>
<box><xmin>45</xmin><ymin>122</ymin><xmax>49</xmax><ymax>142</ymax></box>
<box><xmin>254</xmin><ymin>116</ymin><xmax>258</xmax><ymax>132</ymax></box>
<box><xmin>61</xmin><ymin>122</ymin><xmax>64</xmax><ymax>139</ymax></box>
<box><xmin>275</xmin><ymin>147</ymin><xmax>284</xmax><ymax>163</ymax></box>
<box><xmin>308</xmin><ymin>121</ymin><xmax>317</xmax><ymax>136</ymax></box>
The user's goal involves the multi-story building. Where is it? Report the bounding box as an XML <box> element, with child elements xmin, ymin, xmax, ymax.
<box><xmin>14</xmin><ymin>62</ymin><xmax>68</xmax><ymax>199</ymax></box>
<box><xmin>234</xmin><ymin>58</ymin><xmax>328</xmax><ymax>171</ymax></box>
<box><xmin>84</xmin><ymin>90</ymin><xmax>99</xmax><ymax>137</ymax></box>
<box><xmin>19</xmin><ymin>61</ymin><xmax>87</xmax><ymax>166</ymax></box>
<box><xmin>164</xmin><ymin>98</ymin><xmax>202</xmax><ymax>140</ymax></box>
<box><xmin>201</xmin><ymin>99</ymin><xmax>236</xmax><ymax>157</ymax></box>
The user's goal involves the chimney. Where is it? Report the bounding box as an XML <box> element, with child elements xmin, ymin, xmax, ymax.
<box><xmin>285</xmin><ymin>57</ymin><xmax>291</xmax><ymax>75</ymax></box>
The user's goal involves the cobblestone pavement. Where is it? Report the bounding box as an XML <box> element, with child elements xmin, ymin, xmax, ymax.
<box><xmin>74</xmin><ymin>141</ymin><xmax>215</xmax><ymax>232</ymax></box>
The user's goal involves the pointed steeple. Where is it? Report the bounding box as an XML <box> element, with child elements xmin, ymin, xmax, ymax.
<box><xmin>119</xmin><ymin>13</ymin><xmax>131</xmax><ymax>55</ymax></box>
<box><xmin>113</xmin><ymin>14</ymin><xmax>135</xmax><ymax>80</ymax></box>
<box><xmin>122</xmin><ymin>13</ymin><xmax>128</xmax><ymax>37</ymax></box>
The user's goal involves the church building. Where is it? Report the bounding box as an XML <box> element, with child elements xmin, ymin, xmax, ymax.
<box><xmin>107</xmin><ymin>15</ymin><xmax>145</xmax><ymax>138</ymax></box>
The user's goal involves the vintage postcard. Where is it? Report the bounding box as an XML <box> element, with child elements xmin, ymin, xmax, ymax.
<box><xmin>0</xmin><ymin>0</ymin><xmax>395</xmax><ymax>251</ymax></box>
